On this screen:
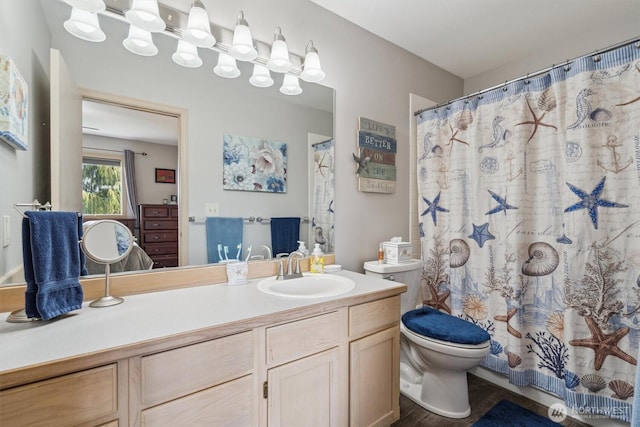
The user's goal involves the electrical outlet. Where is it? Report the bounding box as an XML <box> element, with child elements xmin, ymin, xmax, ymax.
<box><xmin>3</xmin><ymin>216</ymin><xmax>10</xmax><ymax>247</ymax></box>
<box><xmin>205</xmin><ymin>203</ymin><xmax>220</xmax><ymax>217</ymax></box>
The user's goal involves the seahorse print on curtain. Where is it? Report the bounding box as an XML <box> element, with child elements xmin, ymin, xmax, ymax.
<box><xmin>416</xmin><ymin>41</ymin><xmax>640</xmax><ymax>422</ymax></box>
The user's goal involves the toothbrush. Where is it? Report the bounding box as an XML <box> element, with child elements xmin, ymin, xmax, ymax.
<box><xmin>245</xmin><ymin>245</ymin><xmax>252</xmax><ymax>262</ymax></box>
<box><xmin>235</xmin><ymin>243</ymin><xmax>242</xmax><ymax>260</ymax></box>
<box><xmin>217</xmin><ymin>244</ymin><xmax>223</xmax><ymax>262</ymax></box>
<box><xmin>224</xmin><ymin>246</ymin><xmax>229</xmax><ymax>261</ymax></box>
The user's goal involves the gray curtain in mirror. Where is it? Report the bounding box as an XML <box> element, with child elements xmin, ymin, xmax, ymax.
<box><xmin>123</xmin><ymin>149</ymin><xmax>140</xmax><ymax>229</ymax></box>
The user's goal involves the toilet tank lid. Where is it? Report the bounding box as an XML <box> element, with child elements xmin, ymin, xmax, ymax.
<box><xmin>402</xmin><ymin>306</ymin><xmax>490</xmax><ymax>345</ymax></box>
<box><xmin>363</xmin><ymin>259</ymin><xmax>423</xmax><ymax>274</ymax></box>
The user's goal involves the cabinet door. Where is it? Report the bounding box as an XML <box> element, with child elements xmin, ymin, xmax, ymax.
<box><xmin>267</xmin><ymin>347</ymin><xmax>343</xmax><ymax>427</ymax></box>
<box><xmin>350</xmin><ymin>326</ymin><xmax>400</xmax><ymax>427</ymax></box>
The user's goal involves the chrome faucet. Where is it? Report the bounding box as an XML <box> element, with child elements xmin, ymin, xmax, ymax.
<box><xmin>287</xmin><ymin>251</ymin><xmax>304</xmax><ymax>276</ymax></box>
<box><xmin>260</xmin><ymin>245</ymin><xmax>273</xmax><ymax>260</ymax></box>
<box><xmin>276</xmin><ymin>251</ymin><xmax>304</xmax><ymax>280</ymax></box>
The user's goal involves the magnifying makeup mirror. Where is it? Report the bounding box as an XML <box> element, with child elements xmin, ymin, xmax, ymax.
<box><xmin>81</xmin><ymin>220</ymin><xmax>134</xmax><ymax>307</ymax></box>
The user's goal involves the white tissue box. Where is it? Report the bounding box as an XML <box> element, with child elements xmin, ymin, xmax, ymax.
<box><xmin>226</xmin><ymin>261</ymin><xmax>248</xmax><ymax>285</ymax></box>
<box><xmin>383</xmin><ymin>242</ymin><xmax>412</xmax><ymax>264</ymax></box>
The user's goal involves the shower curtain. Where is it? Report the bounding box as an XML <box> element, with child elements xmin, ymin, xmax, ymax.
<box><xmin>416</xmin><ymin>41</ymin><xmax>640</xmax><ymax>422</ymax></box>
<box><xmin>312</xmin><ymin>139</ymin><xmax>335</xmax><ymax>252</ymax></box>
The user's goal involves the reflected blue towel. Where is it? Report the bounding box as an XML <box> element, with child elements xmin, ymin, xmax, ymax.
<box><xmin>22</xmin><ymin>211</ymin><xmax>86</xmax><ymax>320</ymax></box>
<box><xmin>206</xmin><ymin>217</ymin><xmax>243</xmax><ymax>263</ymax></box>
<box><xmin>270</xmin><ymin>217</ymin><xmax>300</xmax><ymax>256</ymax></box>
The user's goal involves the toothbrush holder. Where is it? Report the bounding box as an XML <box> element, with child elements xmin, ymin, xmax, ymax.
<box><xmin>226</xmin><ymin>261</ymin><xmax>248</xmax><ymax>285</ymax></box>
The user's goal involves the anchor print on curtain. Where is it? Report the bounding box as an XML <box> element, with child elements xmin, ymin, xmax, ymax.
<box><xmin>416</xmin><ymin>41</ymin><xmax>640</xmax><ymax>422</ymax></box>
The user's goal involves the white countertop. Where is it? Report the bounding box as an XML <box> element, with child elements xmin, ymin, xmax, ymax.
<box><xmin>0</xmin><ymin>270</ymin><xmax>406</xmax><ymax>374</ymax></box>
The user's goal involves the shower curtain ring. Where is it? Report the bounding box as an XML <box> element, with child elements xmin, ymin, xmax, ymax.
<box><xmin>564</xmin><ymin>59</ymin><xmax>571</xmax><ymax>72</ymax></box>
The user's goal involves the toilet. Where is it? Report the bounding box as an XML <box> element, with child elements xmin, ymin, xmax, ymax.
<box><xmin>363</xmin><ymin>259</ymin><xmax>490</xmax><ymax>419</ymax></box>
<box><xmin>400</xmin><ymin>306</ymin><xmax>490</xmax><ymax>418</ymax></box>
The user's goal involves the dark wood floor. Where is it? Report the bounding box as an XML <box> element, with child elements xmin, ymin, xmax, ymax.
<box><xmin>391</xmin><ymin>374</ymin><xmax>591</xmax><ymax>426</ymax></box>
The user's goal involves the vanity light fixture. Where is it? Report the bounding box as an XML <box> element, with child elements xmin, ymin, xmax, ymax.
<box><xmin>182</xmin><ymin>0</ymin><xmax>216</xmax><ymax>48</ymax></box>
<box><xmin>300</xmin><ymin>40</ymin><xmax>325</xmax><ymax>83</ymax></box>
<box><xmin>249</xmin><ymin>63</ymin><xmax>274</xmax><ymax>88</ymax></box>
<box><xmin>213</xmin><ymin>52</ymin><xmax>241</xmax><ymax>78</ymax></box>
<box><xmin>125</xmin><ymin>0</ymin><xmax>165</xmax><ymax>33</ymax></box>
<box><xmin>229</xmin><ymin>11</ymin><xmax>258</xmax><ymax>61</ymax></box>
<box><xmin>64</xmin><ymin>7</ymin><xmax>106</xmax><ymax>42</ymax></box>
<box><xmin>59</xmin><ymin>0</ymin><xmax>326</xmax><ymax>96</ymax></box>
<box><xmin>280</xmin><ymin>74</ymin><xmax>302</xmax><ymax>96</ymax></box>
<box><xmin>123</xmin><ymin>25</ymin><xmax>158</xmax><ymax>56</ymax></box>
<box><xmin>63</xmin><ymin>0</ymin><xmax>105</xmax><ymax>13</ymax></box>
<box><xmin>267</xmin><ymin>27</ymin><xmax>293</xmax><ymax>73</ymax></box>
<box><xmin>172</xmin><ymin>39</ymin><xmax>203</xmax><ymax>68</ymax></box>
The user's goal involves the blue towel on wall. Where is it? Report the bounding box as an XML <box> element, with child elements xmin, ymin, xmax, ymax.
<box><xmin>270</xmin><ymin>217</ymin><xmax>300</xmax><ymax>256</ymax></box>
<box><xmin>206</xmin><ymin>217</ymin><xmax>243</xmax><ymax>263</ymax></box>
<box><xmin>22</xmin><ymin>211</ymin><xmax>86</xmax><ymax>320</ymax></box>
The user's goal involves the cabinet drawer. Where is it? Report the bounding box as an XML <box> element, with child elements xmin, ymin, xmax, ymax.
<box><xmin>266</xmin><ymin>311</ymin><xmax>342</xmax><ymax>366</ymax></box>
<box><xmin>141</xmin><ymin>375</ymin><xmax>253</xmax><ymax>426</ymax></box>
<box><xmin>141</xmin><ymin>206</ymin><xmax>170</xmax><ymax>218</ymax></box>
<box><xmin>349</xmin><ymin>296</ymin><xmax>400</xmax><ymax>338</ymax></box>
<box><xmin>142</xmin><ymin>231</ymin><xmax>177</xmax><ymax>243</ymax></box>
<box><xmin>142</xmin><ymin>219</ymin><xmax>177</xmax><ymax>230</ymax></box>
<box><xmin>141</xmin><ymin>331</ymin><xmax>253</xmax><ymax>407</ymax></box>
<box><xmin>143</xmin><ymin>243</ymin><xmax>177</xmax><ymax>256</ymax></box>
<box><xmin>151</xmin><ymin>255</ymin><xmax>178</xmax><ymax>268</ymax></box>
<box><xmin>0</xmin><ymin>364</ymin><xmax>118</xmax><ymax>427</ymax></box>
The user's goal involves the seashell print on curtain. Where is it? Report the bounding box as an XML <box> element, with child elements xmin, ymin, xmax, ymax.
<box><xmin>416</xmin><ymin>41</ymin><xmax>640</xmax><ymax>422</ymax></box>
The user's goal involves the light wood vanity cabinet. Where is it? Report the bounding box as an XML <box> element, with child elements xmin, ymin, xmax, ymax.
<box><xmin>264</xmin><ymin>311</ymin><xmax>347</xmax><ymax>426</ymax></box>
<box><xmin>349</xmin><ymin>296</ymin><xmax>401</xmax><ymax>427</ymax></box>
<box><xmin>130</xmin><ymin>330</ymin><xmax>254</xmax><ymax>426</ymax></box>
<box><xmin>0</xmin><ymin>362</ymin><xmax>125</xmax><ymax>427</ymax></box>
<box><xmin>1</xmin><ymin>294</ymin><xmax>402</xmax><ymax>427</ymax></box>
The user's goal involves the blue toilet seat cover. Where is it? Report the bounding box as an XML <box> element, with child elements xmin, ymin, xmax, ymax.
<box><xmin>402</xmin><ymin>306</ymin><xmax>490</xmax><ymax>345</ymax></box>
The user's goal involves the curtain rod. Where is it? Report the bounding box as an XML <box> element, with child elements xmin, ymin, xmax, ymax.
<box><xmin>84</xmin><ymin>147</ymin><xmax>148</xmax><ymax>156</ymax></box>
<box><xmin>414</xmin><ymin>36</ymin><xmax>640</xmax><ymax>116</ymax></box>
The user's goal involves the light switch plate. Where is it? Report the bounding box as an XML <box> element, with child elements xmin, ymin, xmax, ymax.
<box><xmin>205</xmin><ymin>203</ymin><xmax>220</xmax><ymax>217</ymax></box>
<box><xmin>3</xmin><ymin>216</ymin><xmax>9</xmax><ymax>247</ymax></box>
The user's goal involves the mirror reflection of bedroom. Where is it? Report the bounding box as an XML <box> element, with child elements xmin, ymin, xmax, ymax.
<box><xmin>81</xmin><ymin>99</ymin><xmax>179</xmax><ymax>273</ymax></box>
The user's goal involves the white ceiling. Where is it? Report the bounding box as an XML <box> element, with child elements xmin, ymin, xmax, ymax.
<box><xmin>311</xmin><ymin>0</ymin><xmax>640</xmax><ymax>79</ymax></box>
<box><xmin>81</xmin><ymin>0</ymin><xmax>639</xmax><ymax>144</ymax></box>
<box><xmin>82</xmin><ymin>100</ymin><xmax>179</xmax><ymax>146</ymax></box>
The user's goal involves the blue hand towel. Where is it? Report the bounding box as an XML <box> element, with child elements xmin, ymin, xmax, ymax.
<box><xmin>22</xmin><ymin>211</ymin><xmax>85</xmax><ymax>320</ymax></box>
<box><xmin>206</xmin><ymin>217</ymin><xmax>243</xmax><ymax>263</ymax></box>
<box><xmin>270</xmin><ymin>217</ymin><xmax>300</xmax><ymax>256</ymax></box>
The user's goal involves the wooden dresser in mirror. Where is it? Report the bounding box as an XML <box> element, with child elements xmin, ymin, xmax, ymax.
<box><xmin>139</xmin><ymin>204</ymin><xmax>179</xmax><ymax>268</ymax></box>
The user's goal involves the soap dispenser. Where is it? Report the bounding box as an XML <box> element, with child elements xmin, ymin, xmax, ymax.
<box><xmin>310</xmin><ymin>243</ymin><xmax>325</xmax><ymax>273</ymax></box>
<box><xmin>297</xmin><ymin>241</ymin><xmax>309</xmax><ymax>257</ymax></box>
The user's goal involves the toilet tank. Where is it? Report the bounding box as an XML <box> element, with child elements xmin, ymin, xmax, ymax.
<box><xmin>364</xmin><ymin>259</ymin><xmax>423</xmax><ymax>315</ymax></box>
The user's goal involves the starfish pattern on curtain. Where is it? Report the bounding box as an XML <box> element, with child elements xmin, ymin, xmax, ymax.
<box><xmin>416</xmin><ymin>41</ymin><xmax>640</xmax><ymax>422</ymax></box>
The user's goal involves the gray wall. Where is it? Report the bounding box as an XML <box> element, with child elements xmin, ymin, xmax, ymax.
<box><xmin>0</xmin><ymin>0</ymin><xmax>51</xmax><ymax>283</ymax></box>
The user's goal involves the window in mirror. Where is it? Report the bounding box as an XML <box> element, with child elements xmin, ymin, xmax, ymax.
<box><xmin>82</xmin><ymin>154</ymin><xmax>126</xmax><ymax>216</ymax></box>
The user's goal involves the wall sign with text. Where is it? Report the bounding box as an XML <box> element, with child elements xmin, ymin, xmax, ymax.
<box><xmin>354</xmin><ymin>117</ymin><xmax>396</xmax><ymax>193</ymax></box>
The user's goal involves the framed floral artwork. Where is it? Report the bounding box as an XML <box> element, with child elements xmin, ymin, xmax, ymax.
<box><xmin>223</xmin><ymin>133</ymin><xmax>287</xmax><ymax>193</ymax></box>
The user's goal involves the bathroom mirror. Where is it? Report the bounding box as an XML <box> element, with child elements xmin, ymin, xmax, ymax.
<box><xmin>1</xmin><ymin>0</ymin><xmax>334</xmax><ymax>287</ymax></box>
<box><xmin>81</xmin><ymin>220</ymin><xmax>133</xmax><ymax>307</ymax></box>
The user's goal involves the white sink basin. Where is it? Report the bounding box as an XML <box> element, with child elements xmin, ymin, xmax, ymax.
<box><xmin>257</xmin><ymin>273</ymin><xmax>356</xmax><ymax>298</ymax></box>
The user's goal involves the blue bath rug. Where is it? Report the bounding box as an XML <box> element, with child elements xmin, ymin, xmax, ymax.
<box><xmin>472</xmin><ymin>399</ymin><xmax>561</xmax><ymax>426</ymax></box>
